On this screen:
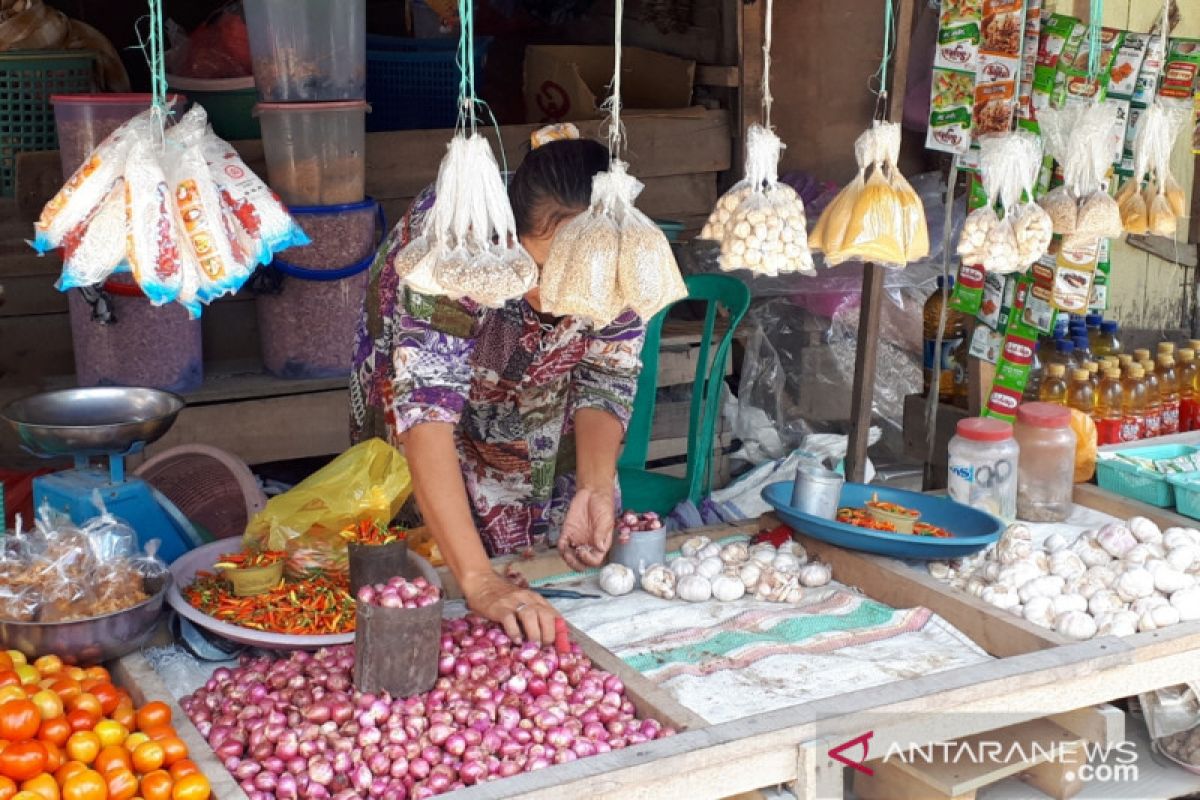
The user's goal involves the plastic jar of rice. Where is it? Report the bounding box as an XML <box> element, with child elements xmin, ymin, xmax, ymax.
<box><xmin>67</xmin><ymin>274</ymin><xmax>203</xmax><ymax>392</ymax></box>
<box><xmin>256</xmin><ymin>198</ymin><xmax>383</xmax><ymax>379</ymax></box>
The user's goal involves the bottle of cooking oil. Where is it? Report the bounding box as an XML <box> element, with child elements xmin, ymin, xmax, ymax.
<box><xmin>1093</xmin><ymin>321</ymin><xmax>1121</xmax><ymax>358</ymax></box>
<box><xmin>922</xmin><ymin>276</ymin><xmax>968</xmax><ymax>404</ymax></box>
<box><xmin>1095</xmin><ymin>367</ymin><xmax>1124</xmax><ymax>445</ymax></box>
<box><xmin>1134</xmin><ymin>348</ymin><xmax>1152</xmax><ymax>365</ymax></box>
<box><xmin>1039</xmin><ymin>364</ymin><xmax>1069</xmax><ymax>405</ymax></box>
<box><xmin>1158</xmin><ymin>354</ymin><xmax>1180</xmax><ymax>435</ymax></box>
<box><xmin>1189</xmin><ymin>339</ymin><xmax>1200</xmax><ymax>356</ymax></box>
<box><xmin>1085</xmin><ymin>360</ymin><xmax>1100</xmax><ymax>389</ymax></box>
<box><xmin>1140</xmin><ymin>359</ymin><xmax>1162</xmax><ymax>439</ymax></box>
<box><xmin>1067</xmin><ymin>368</ymin><xmax>1095</xmax><ymax>415</ymax></box>
<box><xmin>1118</xmin><ymin>353</ymin><xmax>1135</xmax><ymax>374</ymax></box>
<box><xmin>1179</xmin><ymin>348</ymin><xmax>1198</xmax><ymax>433</ymax></box>
<box><xmin>1121</xmin><ymin>364</ymin><xmax>1148</xmax><ymax>441</ymax></box>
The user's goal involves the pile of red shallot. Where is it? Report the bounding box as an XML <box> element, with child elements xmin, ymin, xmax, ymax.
<box><xmin>181</xmin><ymin>615</ymin><xmax>674</xmax><ymax>800</ymax></box>
<box><xmin>357</xmin><ymin>577</ymin><xmax>441</xmax><ymax>609</ymax></box>
<box><xmin>616</xmin><ymin>511</ymin><xmax>662</xmax><ymax>544</ymax></box>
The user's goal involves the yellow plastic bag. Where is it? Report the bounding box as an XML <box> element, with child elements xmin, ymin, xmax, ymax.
<box><xmin>244</xmin><ymin>439</ymin><xmax>412</xmax><ymax>578</ymax></box>
<box><xmin>1070</xmin><ymin>409</ymin><xmax>1097</xmax><ymax>484</ymax></box>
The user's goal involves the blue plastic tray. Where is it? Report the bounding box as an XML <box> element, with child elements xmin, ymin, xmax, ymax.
<box><xmin>761</xmin><ymin>481</ymin><xmax>1004</xmax><ymax>560</ymax></box>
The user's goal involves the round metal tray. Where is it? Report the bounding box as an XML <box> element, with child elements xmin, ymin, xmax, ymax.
<box><xmin>2</xmin><ymin>387</ymin><xmax>184</xmax><ymax>457</ymax></box>
<box><xmin>0</xmin><ymin>573</ymin><xmax>171</xmax><ymax>665</ymax></box>
<box><xmin>167</xmin><ymin>540</ymin><xmax>441</xmax><ymax>650</ymax></box>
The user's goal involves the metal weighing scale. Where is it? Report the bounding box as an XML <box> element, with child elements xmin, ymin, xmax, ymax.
<box><xmin>2</xmin><ymin>387</ymin><xmax>204</xmax><ymax>563</ymax></box>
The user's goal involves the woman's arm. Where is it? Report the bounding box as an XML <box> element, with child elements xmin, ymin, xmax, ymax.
<box><xmin>403</xmin><ymin>422</ymin><xmax>559</xmax><ymax>644</ymax></box>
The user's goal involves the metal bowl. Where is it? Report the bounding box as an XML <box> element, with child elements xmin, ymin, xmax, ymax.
<box><xmin>2</xmin><ymin>387</ymin><xmax>185</xmax><ymax>457</ymax></box>
<box><xmin>0</xmin><ymin>573</ymin><xmax>172</xmax><ymax>665</ymax></box>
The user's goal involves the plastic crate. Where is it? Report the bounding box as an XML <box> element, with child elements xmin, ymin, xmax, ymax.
<box><xmin>1094</xmin><ymin>444</ymin><xmax>1200</xmax><ymax>508</ymax></box>
<box><xmin>0</xmin><ymin>50</ymin><xmax>95</xmax><ymax>196</ymax></box>
<box><xmin>365</xmin><ymin>36</ymin><xmax>492</xmax><ymax>132</ymax></box>
<box><xmin>1169</xmin><ymin>474</ymin><xmax>1200</xmax><ymax>520</ymax></box>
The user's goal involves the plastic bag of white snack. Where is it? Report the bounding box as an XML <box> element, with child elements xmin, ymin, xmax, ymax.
<box><xmin>616</xmin><ymin>200</ymin><xmax>685</xmax><ymax>319</ymax></box>
<box><xmin>56</xmin><ymin>179</ymin><xmax>128</xmax><ymax>291</ymax></box>
<box><xmin>123</xmin><ymin>135</ymin><xmax>187</xmax><ymax>305</ymax></box>
<box><xmin>34</xmin><ymin>112</ymin><xmax>153</xmax><ymax>254</ymax></box>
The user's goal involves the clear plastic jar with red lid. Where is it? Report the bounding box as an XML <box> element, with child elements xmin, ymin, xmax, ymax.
<box><xmin>1014</xmin><ymin>402</ymin><xmax>1076</xmax><ymax>522</ymax></box>
<box><xmin>947</xmin><ymin>418</ymin><xmax>1019</xmax><ymax>520</ymax></box>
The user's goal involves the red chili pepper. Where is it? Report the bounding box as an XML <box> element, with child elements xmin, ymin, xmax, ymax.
<box><xmin>752</xmin><ymin>524</ymin><xmax>794</xmax><ymax>548</ymax></box>
<box><xmin>554</xmin><ymin>618</ymin><xmax>570</xmax><ymax>654</ymax></box>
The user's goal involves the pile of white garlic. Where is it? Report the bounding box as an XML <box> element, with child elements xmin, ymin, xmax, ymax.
<box><xmin>599</xmin><ymin>536</ymin><xmax>832</xmax><ymax>604</ymax></box>
<box><xmin>929</xmin><ymin>517</ymin><xmax>1200</xmax><ymax>640</ymax></box>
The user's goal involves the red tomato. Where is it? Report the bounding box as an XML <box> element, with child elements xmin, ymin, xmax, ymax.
<box><xmin>0</xmin><ymin>742</ymin><xmax>47</xmax><ymax>782</ymax></box>
<box><xmin>37</xmin><ymin>719</ymin><xmax>70</xmax><ymax>748</ymax></box>
<box><xmin>0</xmin><ymin>702</ymin><xmax>40</xmax><ymax>742</ymax></box>
<box><xmin>63</xmin><ymin>713</ymin><xmax>95</xmax><ymax>736</ymax></box>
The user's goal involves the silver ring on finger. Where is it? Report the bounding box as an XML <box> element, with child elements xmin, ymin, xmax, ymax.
<box><xmin>514</xmin><ymin>602</ymin><xmax>528</xmax><ymax>613</ymax></box>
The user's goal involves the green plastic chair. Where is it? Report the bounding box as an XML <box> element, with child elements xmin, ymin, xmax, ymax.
<box><xmin>618</xmin><ymin>273</ymin><xmax>751</xmax><ymax>515</ymax></box>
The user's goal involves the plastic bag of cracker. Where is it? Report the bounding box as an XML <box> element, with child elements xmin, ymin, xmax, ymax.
<box><xmin>1122</xmin><ymin>103</ymin><xmax>1190</xmax><ymax>237</ymax></box>
<box><xmin>56</xmin><ymin>179</ymin><xmax>129</xmax><ymax>291</ymax></box>
<box><xmin>613</xmin><ymin>168</ymin><xmax>686</xmax><ymax>318</ymax></box>
<box><xmin>1036</xmin><ymin>106</ymin><xmax>1082</xmax><ymax>235</ymax></box>
<box><xmin>1065</xmin><ymin>103</ymin><xmax>1122</xmax><ymax>240</ymax></box>
<box><xmin>123</xmin><ymin>133</ymin><xmax>190</xmax><ymax>306</ymax></box>
<box><xmin>703</xmin><ymin>125</ymin><xmax>813</xmax><ymax>276</ymax></box>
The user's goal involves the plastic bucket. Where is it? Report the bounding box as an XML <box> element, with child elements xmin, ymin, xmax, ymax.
<box><xmin>244</xmin><ymin>0</ymin><xmax>366</xmax><ymax>101</ymax></box>
<box><xmin>166</xmin><ymin>75</ymin><xmax>259</xmax><ymax>140</ymax></box>
<box><xmin>67</xmin><ymin>274</ymin><xmax>203</xmax><ymax>393</ymax></box>
<box><xmin>255</xmin><ymin>101</ymin><xmax>369</xmax><ymax>205</ymax></box>
<box><xmin>51</xmin><ymin>93</ymin><xmax>185</xmax><ymax>178</ymax></box>
<box><xmin>256</xmin><ymin>199</ymin><xmax>383</xmax><ymax>379</ymax></box>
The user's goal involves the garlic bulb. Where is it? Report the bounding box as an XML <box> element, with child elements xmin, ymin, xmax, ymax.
<box><xmin>982</xmin><ymin>585</ymin><xmax>1021</xmax><ymax>611</ymax></box>
<box><xmin>1070</xmin><ymin>536</ymin><xmax>1112</xmax><ymax>567</ymax></box>
<box><xmin>1162</xmin><ymin>528</ymin><xmax>1196</xmax><ymax>550</ymax></box>
<box><xmin>739</xmin><ymin>563</ymin><xmax>763</xmax><ymax>591</ymax></box>
<box><xmin>1131</xmin><ymin>595</ymin><xmax>1169</xmax><ymax>616</ymax></box>
<box><xmin>999</xmin><ymin>560</ymin><xmax>1044</xmax><ymax>588</ymax></box>
<box><xmin>719</xmin><ymin>542</ymin><xmax>750</xmax><ymax>565</ymax></box>
<box><xmin>750</xmin><ymin>546</ymin><xmax>777</xmax><ymax>567</ymax></box>
<box><xmin>1167</xmin><ymin>545</ymin><xmax>1200</xmax><ymax>573</ymax></box>
<box><xmin>677</xmin><ymin>575</ymin><xmax>713</xmax><ymax>603</ymax></box>
<box><xmin>772</xmin><ymin>553</ymin><xmax>802</xmax><ymax>574</ymax></box>
<box><xmin>1005</xmin><ymin>523</ymin><xmax>1033</xmax><ymax>541</ymax></box>
<box><xmin>1018</xmin><ymin>575</ymin><xmax>1066</xmax><ymax>604</ymax></box>
<box><xmin>1170</xmin><ymin>587</ymin><xmax>1200</xmax><ymax>621</ymax></box>
<box><xmin>778</xmin><ymin>541</ymin><xmax>809</xmax><ymax>562</ymax></box>
<box><xmin>1023</xmin><ymin>596</ymin><xmax>1055</xmax><ymax>628</ymax></box>
<box><xmin>982</xmin><ymin>562</ymin><xmax>1004</xmax><ymax>583</ymax></box>
<box><xmin>997</xmin><ymin>534</ymin><xmax>1033</xmax><ymax>565</ymax></box>
<box><xmin>1125</xmin><ymin>543</ymin><xmax>1164</xmax><ymax>565</ymax></box>
<box><xmin>696</xmin><ymin>556</ymin><xmax>724</xmax><ymax>580</ymax></box>
<box><xmin>680</xmin><ymin>536</ymin><xmax>711</xmax><ymax>558</ymax></box>
<box><xmin>1153</xmin><ymin>565</ymin><xmax>1194</xmax><ymax>595</ymax></box>
<box><xmin>668</xmin><ymin>557</ymin><xmax>697</xmax><ymax>578</ymax></box>
<box><xmin>1138</xmin><ymin>604</ymin><xmax>1180</xmax><ymax>632</ymax></box>
<box><xmin>1097</xmin><ymin>523</ymin><xmax>1138</xmax><ymax>558</ymax></box>
<box><xmin>1088</xmin><ymin>589</ymin><xmax>1123</xmax><ymax>617</ymax></box>
<box><xmin>798</xmin><ymin>562</ymin><xmax>832</xmax><ymax>588</ymax></box>
<box><xmin>1128</xmin><ymin>516</ymin><xmax>1162</xmax><ymax>543</ymax></box>
<box><xmin>1051</xmin><ymin>593</ymin><xmax>1088</xmax><ymax>616</ymax></box>
<box><xmin>928</xmin><ymin>561</ymin><xmax>953</xmax><ymax>581</ymax></box>
<box><xmin>697</xmin><ymin>542</ymin><xmax>722</xmax><ymax>561</ymax></box>
<box><xmin>949</xmin><ymin>576</ymin><xmax>967</xmax><ymax>590</ymax></box>
<box><xmin>1096</xmin><ymin>610</ymin><xmax>1138</xmax><ymax>637</ymax></box>
<box><xmin>966</xmin><ymin>577</ymin><xmax>988</xmax><ymax>598</ymax></box>
<box><xmin>710</xmin><ymin>574</ymin><xmax>745</xmax><ymax>602</ymax></box>
<box><xmin>1115</xmin><ymin>568</ymin><xmax>1155</xmax><ymax>602</ymax></box>
<box><xmin>641</xmin><ymin>564</ymin><xmax>676</xmax><ymax>599</ymax></box>
<box><xmin>1056</xmin><ymin>610</ymin><xmax>1098</xmax><ymax>641</ymax></box>
<box><xmin>1049</xmin><ymin>551</ymin><xmax>1086</xmax><ymax>582</ymax></box>
<box><xmin>1030</xmin><ymin>551</ymin><xmax>1051</xmax><ymax>574</ymax></box>
<box><xmin>599</xmin><ymin>563</ymin><xmax>636</xmax><ymax>596</ymax></box>
<box><xmin>1044</xmin><ymin>532</ymin><xmax>1071</xmax><ymax>553</ymax></box>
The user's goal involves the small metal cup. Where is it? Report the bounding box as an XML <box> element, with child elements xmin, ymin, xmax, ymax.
<box><xmin>790</xmin><ymin>462</ymin><xmax>845</xmax><ymax>520</ymax></box>
<box><xmin>607</xmin><ymin>527</ymin><xmax>666</xmax><ymax>575</ymax></box>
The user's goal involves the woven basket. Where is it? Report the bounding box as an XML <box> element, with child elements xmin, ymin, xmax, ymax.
<box><xmin>134</xmin><ymin>445</ymin><xmax>266</xmax><ymax>540</ymax></box>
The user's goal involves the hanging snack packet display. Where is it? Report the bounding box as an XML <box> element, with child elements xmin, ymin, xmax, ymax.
<box><xmin>701</xmin><ymin>124</ymin><xmax>814</xmax><ymax>276</ymax></box>
<box><xmin>1037</xmin><ymin>103</ymin><xmax>1123</xmax><ymax>240</ymax></box>
<box><xmin>1116</xmin><ymin>101</ymin><xmax>1189</xmax><ymax>236</ymax></box>
<box><xmin>57</xmin><ymin>180</ymin><xmax>128</xmax><ymax>290</ymax></box>
<box><xmin>957</xmin><ymin>131</ymin><xmax>1051</xmax><ymax>273</ymax></box>
<box><xmin>811</xmin><ymin>121</ymin><xmax>930</xmax><ymax>268</ymax></box>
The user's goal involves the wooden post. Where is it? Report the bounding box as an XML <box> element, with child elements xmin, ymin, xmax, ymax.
<box><xmin>844</xmin><ymin>0</ymin><xmax>916</xmax><ymax>482</ymax></box>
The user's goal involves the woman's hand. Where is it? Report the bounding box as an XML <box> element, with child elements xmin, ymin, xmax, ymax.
<box><xmin>558</xmin><ymin>487</ymin><xmax>615</xmax><ymax>571</ymax></box>
<box><xmin>461</xmin><ymin>571</ymin><xmax>559</xmax><ymax>645</ymax></box>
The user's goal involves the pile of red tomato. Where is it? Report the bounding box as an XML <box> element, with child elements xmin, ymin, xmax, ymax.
<box><xmin>0</xmin><ymin>651</ymin><xmax>211</xmax><ymax>800</ymax></box>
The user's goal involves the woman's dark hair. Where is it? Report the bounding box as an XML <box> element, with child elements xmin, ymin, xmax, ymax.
<box><xmin>509</xmin><ymin>138</ymin><xmax>609</xmax><ymax>237</ymax></box>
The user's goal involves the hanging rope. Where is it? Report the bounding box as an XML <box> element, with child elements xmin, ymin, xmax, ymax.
<box><xmin>871</xmin><ymin>0</ymin><xmax>896</xmax><ymax>120</ymax></box>
<box><xmin>1086</xmin><ymin>0</ymin><xmax>1103</xmax><ymax>81</ymax></box>
<box><xmin>456</xmin><ymin>0</ymin><xmax>481</xmax><ymax>134</ymax></box>
<box><xmin>605</xmin><ymin>0</ymin><xmax>626</xmax><ymax>159</ymax></box>
<box><xmin>131</xmin><ymin>0</ymin><xmax>169</xmax><ymax>142</ymax></box>
<box><xmin>761</xmin><ymin>0</ymin><xmax>773</xmax><ymax>129</ymax></box>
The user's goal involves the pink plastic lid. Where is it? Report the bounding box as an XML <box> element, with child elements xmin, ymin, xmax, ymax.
<box><xmin>51</xmin><ymin>93</ymin><xmax>184</xmax><ymax>105</ymax></box>
<box><xmin>254</xmin><ymin>100</ymin><xmax>371</xmax><ymax>114</ymax></box>
<box><xmin>956</xmin><ymin>417</ymin><xmax>1013</xmax><ymax>442</ymax></box>
<box><xmin>1017</xmin><ymin>402</ymin><xmax>1072</xmax><ymax>429</ymax></box>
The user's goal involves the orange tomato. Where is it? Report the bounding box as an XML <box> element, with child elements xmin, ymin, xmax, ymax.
<box><xmin>137</xmin><ymin>729</ymin><xmax>173</xmax><ymax>746</ymax></box>
<box><xmin>128</xmin><ymin>743</ymin><xmax>162</xmax><ymax>776</ymax></box>
<box><xmin>0</xmin><ymin>776</ymin><xmax>15</xmax><ymax>800</ymax></box>
<box><xmin>87</xmin><ymin>689</ymin><xmax>119</xmax><ymax>720</ymax></box>
<box><xmin>12</xmin><ymin>792</ymin><xmax>43</xmax><ymax>800</ymax></box>
<box><xmin>153</xmin><ymin>740</ymin><xmax>184</xmax><ymax>771</ymax></box>
<box><xmin>13</xmin><ymin>668</ymin><xmax>38</xmax><ymax>688</ymax></box>
<box><xmin>66</xmin><ymin>697</ymin><xmax>100</xmax><ymax>721</ymax></box>
<box><xmin>93</xmin><ymin>746</ymin><xmax>130</xmax><ymax>777</ymax></box>
<box><xmin>0</xmin><ymin>741</ymin><xmax>47</xmax><ymax>782</ymax></box>
<box><xmin>0</xmin><ymin>701</ymin><xmax>41</xmax><ymax>742</ymax></box>
<box><xmin>108</xmin><ymin>708</ymin><xmax>133</xmax><ymax>736</ymax></box>
<box><xmin>137</xmin><ymin>772</ymin><xmax>169</xmax><ymax>800</ymax></box>
<box><xmin>104</xmin><ymin>769</ymin><xmax>137</xmax><ymax>800</ymax></box>
<box><xmin>65</xmin><ymin>732</ymin><xmax>100</xmax><ymax>765</ymax></box>
<box><xmin>0</xmin><ymin>657</ymin><xmax>12</xmax><ymax>675</ymax></box>
<box><xmin>0</xmin><ymin>677</ymin><xmax>17</xmax><ymax>693</ymax></box>
<box><xmin>61</xmin><ymin>769</ymin><xmax>106</xmax><ymax>800</ymax></box>
<box><xmin>38</xmin><ymin>719</ymin><xmax>70</xmax><ymax>748</ymax></box>
<box><xmin>53</xmin><ymin>762</ymin><xmax>87</xmax><ymax>785</ymax></box>
<box><xmin>168</xmin><ymin>775</ymin><xmax>207</xmax><ymax>800</ymax></box>
<box><xmin>164</xmin><ymin>761</ymin><xmax>196</xmax><ymax>783</ymax></box>
<box><xmin>0</xmin><ymin>691</ymin><xmax>23</xmax><ymax>709</ymax></box>
<box><xmin>31</xmin><ymin>658</ymin><xmax>61</xmax><ymax>678</ymax></box>
<box><xmin>90</xmin><ymin>723</ymin><xmax>124</xmax><ymax>750</ymax></box>
<box><xmin>30</xmin><ymin>692</ymin><xmax>62</xmax><ymax>722</ymax></box>
<box><xmin>48</xmin><ymin>681</ymin><xmax>79</xmax><ymax>704</ymax></box>
<box><xmin>40</xmin><ymin>742</ymin><xmax>62</xmax><ymax>773</ymax></box>
<box><xmin>20</xmin><ymin>774</ymin><xmax>57</xmax><ymax>800</ymax></box>
<box><xmin>80</xmin><ymin>670</ymin><xmax>107</xmax><ymax>687</ymax></box>
<box><xmin>131</xmin><ymin>706</ymin><xmax>168</xmax><ymax>737</ymax></box>
<box><xmin>63</xmin><ymin>712</ymin><xmax>95</xmax><ymax>736</ymax></box>
<box><xmin>62</xmin><ymin>671</ymin><xmax>83</xmax><ymax>684</ymax></box>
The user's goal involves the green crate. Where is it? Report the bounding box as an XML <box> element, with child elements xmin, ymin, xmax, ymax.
<box><xmin>0</xmin><ymin>50</ymin><xmax>95</xmax><ymax>196</ymax></box>
<box><xmin>1169</xmin><ymin>474</ymin><xmax>1200</xmax><ymax>520</ymax></box>
<box><xmin>1094</xmin><ymin>444</ymin><xmax>1200</xmax><ymax>508</ymax></box>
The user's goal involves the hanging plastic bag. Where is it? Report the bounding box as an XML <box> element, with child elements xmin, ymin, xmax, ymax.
<box><xmin>1117</xmin><ymin>102</ymin><xmax>1190</xmax><ymax>237</ymax></box>
<box><xmin>56</xmin><ymin>180</ymin><xmax>128</xmax><ymax>290</ymax></box>
<box><xmin>617</xmin><ymin>200</ymin><xmax>686</xmax><ymax>319</ymax></box>
<box><xmin>960</xmin><ymin>131</ymin><xmax>1048</xmax><ymax>273</ymax></box>
<box><xmin>123</xmin><ymin>135</ymin><xmax>188</xmax><ymax>305</ymax></box>
<box><xmin>243</xmin><ymin>439</ymin><xmax>413</xmax><ymax>578</ymax></box>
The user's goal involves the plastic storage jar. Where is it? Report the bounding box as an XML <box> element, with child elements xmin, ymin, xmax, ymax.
<box><xmin>255</xmin><ymin>101</ymin><xmax>369</xmax><ymax>205</ymax></box>
<box><xmin>947</xmin><ymin>417</ymin><xmax>1019</xmax><ymax>520</ymax></box>
<box><xmin>244</xmin><ymin>0</ymin><xmax>366</xmax><ymax>101</ymax></box>
<box><xmin>1014</xmin><ymin>402</ymin><xmax>1076</xmax><ymax>523</ymax></box>
<box><xmin>67</xmin><ymin>274</ymin><xmax>203</xmax><ymax>393</ymax></box>
<box><xmin>51</xmin><ymin>93</ymin><xmax>185</xmax><ymax>177</ymax></box>
<box><xmin>256</xmin><ymin>199</ymin><xmax>383</xmax><ymax>378</ymax></box>
<box><xmin>166</xmin><ymin>75</ymin><xmax>259</xmax><ymax>140</ymax></box>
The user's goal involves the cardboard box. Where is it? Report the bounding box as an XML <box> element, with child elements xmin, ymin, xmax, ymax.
<box><xmin>523</xmin><ymin>45</ymin><xmax>695</xmax><ymax>124</ymax></box>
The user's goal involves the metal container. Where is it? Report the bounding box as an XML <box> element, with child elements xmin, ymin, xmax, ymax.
<box><xmin>0</xmin><ymin>572</ymin><xmax>171</xmax><ymax>665</ymax></box>
<box><xmin>2</xmin><ymin>387</ymin><xmax>184</xmax><ymax>458</ymax></box>
<box><xmin>607</xmin><ymin>528</ymin><xmax>666</xmax><ymax>575</ymax></box>
<box><xmin>348</xmin><ymin>539</ymin><xmax>411</xmax><ymax>596</ymax></box>
<box><xmin>790</xmin><ymin>463</ymin><xmax>844</xmax><ymax>520</ymax></box>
